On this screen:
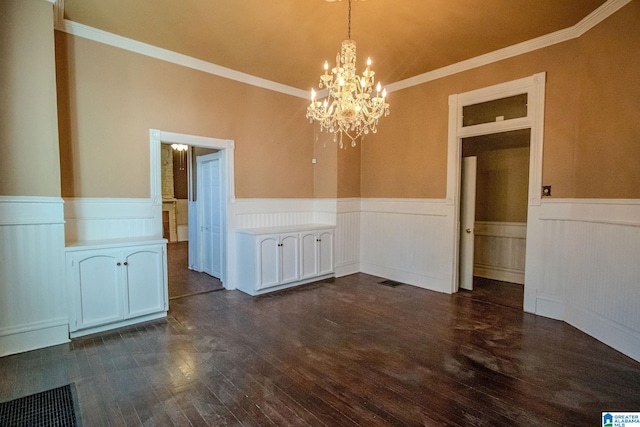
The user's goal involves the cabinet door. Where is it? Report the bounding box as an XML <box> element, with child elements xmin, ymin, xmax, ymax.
<box><xmin>73</xmin><ymin>252</ymin><xmax>123</xmax><ymax>329</ymax></box>
<box><xmin>318</xmin><ymin>231</ymin><xmax>334</xmax><ymax>276</ymax></box>
<box><xmin>279</xmin><ymin>234</ymin><xmax>300</xmax><ymax>285</ymax></box>
<box><xmin>258</xmin><ymin>236</ymin><xmax>280</xmax><ymax>290</ymax></box>
<box><xmin>300</xmin><ymin>232</ymin><xmax>319</xmax><ymax>279</ymax></box>
<box><xmin>124</xmin><ymin>246</ymin><xmax>166</xmax><ymax>318</ymax></box>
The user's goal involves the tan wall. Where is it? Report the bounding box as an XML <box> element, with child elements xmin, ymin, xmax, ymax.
<box><xmin>474</xmin><ymin>147</ymin><xmax>530</xmax><ymax>223</ymax></box>
<box><xmin>362</xmin><ymin>1</ymin><xmax>640</xmax><ymax>199</ymax></box>
<box><xmin>313</xmin><ymin>127</ymin><xmax>338</xmax><ymax>198</ymax></box>
<box><xmin>56</xmin><ymin>33</ymin><xmax>314</xmax><ymax>199</ymax></box>
<box><xmin>0</xmin><ymin>0</ymin><xmax>61</xmax><ymax>197</ymax></box>
<box><xmin>337</xmin><ymin>142</ymin><xmax>361</xmax><ymax>198</ymax></box>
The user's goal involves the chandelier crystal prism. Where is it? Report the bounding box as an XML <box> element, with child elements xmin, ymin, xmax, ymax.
<box><xmin>306</xmin><ymin>0</ymin><xmax>389</xmax><ymax>148</ymax></box>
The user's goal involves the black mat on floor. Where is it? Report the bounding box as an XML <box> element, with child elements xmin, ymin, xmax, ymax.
<box><xmin>379</xmin><ymin>279</ymin><xmax>404</xmax><ymax>287</ymax></box>
<box><xmin>0</xmin><ymin>384</ymin><xmax>80</xmax><ymax>427</ymax></box>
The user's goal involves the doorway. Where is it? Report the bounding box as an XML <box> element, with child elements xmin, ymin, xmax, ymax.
<box><xmin>459</xmin><ymin>129</ymin><xmax>530</xmax><ymax>309</ymax></box>
<box><xmin>150</xmin><ymin>129</ymin><xmax>236</xmax><ymax>296</ymax></box>
<box><xmin>446</xmin><ymin>73</ymin><xmax>546</xmax><ymax>314</ymax></box>
<box><xmin>160</xmin><ymin>143</ymin><xmax>222</xmax><ymax>299</ymax></box>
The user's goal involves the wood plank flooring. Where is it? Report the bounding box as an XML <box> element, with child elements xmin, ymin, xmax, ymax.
<box><xmin>1</xmin><ymin>274</ymin><xmax>639</xmax><ymax>426</ymax></box>
<box><xmin>167</xmin><ymin>242</ymin><xmax>223</xmax><ymax>300</ymax></box>
<box><xmin>457</xmin><ymin>277</ymin><xmax>524</xmax><ymax>310</ymax></box>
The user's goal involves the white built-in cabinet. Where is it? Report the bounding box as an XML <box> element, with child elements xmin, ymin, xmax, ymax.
<box><xmin>65</xmin><ymin>238</ymin><xmax>168</xmax><ymax>337</ymax></box>
<box><xmin>300</xmin><ymin>230</ymin><xmax>334</xmax><ymax>279</ymax></box>
<box><xmin>237</xmin><ymin>225</ymin><xmax>335</xmax><ymax>295</ymax></box>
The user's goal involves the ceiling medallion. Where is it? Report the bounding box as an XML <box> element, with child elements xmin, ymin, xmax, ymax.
<box><xmin>306</xmin><ymin>0</ymin><xmax>389</xmax><ymax>148</ymax></box>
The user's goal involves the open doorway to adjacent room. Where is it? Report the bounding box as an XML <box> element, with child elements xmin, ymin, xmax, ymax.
<box><xmin>160</xmin><ymin>143</ymin><xmax>224</xmax><ymax>299</ymax></box>
<box><xmin>458</xmin><ymin>129</ymin><xmax>530</xmax><ymax>309</ymax></box>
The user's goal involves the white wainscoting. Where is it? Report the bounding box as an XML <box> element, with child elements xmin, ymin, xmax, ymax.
<box><xmin>536</xmin><ymin>199</ymin><xmax>640</xmax><ymax>362</ymax></box>
<box><xmin>64</xmin><ymin>197</ymin><xmax>162</xmax><ymax>243</ymax></box>
<box><xmin>335</xmin><ymin>199</ymin><xmax>361</xmax><ymax>277</ymax></box>
<box><xmin>0</xmin><ymin>196</ymin><xmax>69</xmax><ymax>356</ymax></box>
<box><xmin>229</xmin><ymin>198</ymin><xmax>335</xmax><ymax>230</ymax></box>
<box><xmin>360</xmin><ymin>198</ymin><xmax>454</xmax><ymax>293</ymax></box>
<box><xmin>473</xmin><ymin>221</ymin><xmax>526</xmax><ymax>284</ymax></box>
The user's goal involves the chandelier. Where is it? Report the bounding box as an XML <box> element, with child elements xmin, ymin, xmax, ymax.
<box><xmin>306</xmin><ymin>0</ymin><xmax>389</xmax><ymax>148</ymax></box>
<box><xmin>171</xmin><ymin>143</ymin><xmax>188</xmax><ymax>170</ymax></box>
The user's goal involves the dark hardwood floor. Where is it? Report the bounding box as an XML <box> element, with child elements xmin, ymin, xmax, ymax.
<box><xmin>1</xmin><ymin>274</ymin><xmax>639</xmax><ymax>426</ymax></box>
<box><xmin>167</xmin><ymin>241</ymin><xmax>223</xmax><ymax>299</ymax></box>
<box><xmin>457</xmin><ymin>277</ymin><xmax>524</xmax><ymax>310</ymax></box>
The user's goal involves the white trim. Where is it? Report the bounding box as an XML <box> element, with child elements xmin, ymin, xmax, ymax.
<box><xmin>573</xmin><ymin>0</ymin><xmax>633</xmax><ymax>37</ymax></box>
<box><xmin>474</xmin><ymin>221</ymin><xmax>527</xmax><ymax>239</ymax></box>
<box><xmin>0</xmin><ymin>196</ymin><xmax>65</xmax><ymax>226</ymax></box>
<box><xmin>566</xmin><ymin>302</ymin><xmax>640</xmax><ymax>363</ymax></box>
<box><xmin>150</xmin><ymin>129</ymin><xmax>235</xmax><ymax>287</ymax></box>
<box><xmin>0</xmin><ymin>323</ymin><xmax>69</xmax><ymax>358</ymax></box>
<box><xmin>52</xmin><ymin>0</ymin><xmax>628</xmax><ymax>96</ymax></box>
<box><xmin>69</xmin><ymin>312</ymin><xmax>166</xmax><ymax>339</ymax></box>
<box><xmin>447</xmin><ymin>73</ymin><xmax>546</xmax><ymax>304</ymax></box>
<box><xmin>0</xmin><ymin>317</ymin><xmax>68</xmax><ymax>337</ymax></box>
<box><xmin>63</xmin><ymin>197</ymin><xmax>159</xmax><ymax>242</ymax></box>
<box><xmin>473</xmin><ymin>265</ymin><xmax>524</xmax><ymax>285</ymax></box>
<box><xmin>360</xmin><ymin>198</ymin><xmax>454</xmax><ymax>294</ymax></box>
<box><xmin>535</xmin><ymin>294</ymin><xmax>566</xmax><ymax>321</ymax></box>
<box><xmin>533</xmin><ymin>199</ymin><xmax>640</xmax><ymax>362</ymax></box>
<box><xmin>0</xmin><ymin>197</ymin><xmax>68</xmax><ymax>356</ymax></box>
<box><xmin>387</xmin><ymin>0</ymin><xmax>631</xmax><ymax>93</ymax></box>
<box><xmin>360</xmin><ymin>198</ymin><xmax>449</xmax><ymax>216</ymax></box>
<box><xmin>540</xmin><ymin>198</ymin><xmax>640</xmax><ymax>227</ymax></box>
<box><xmin>57</xmin><ymin>20</ymin><xmax>309</xmax><ymax>99</ymax></box>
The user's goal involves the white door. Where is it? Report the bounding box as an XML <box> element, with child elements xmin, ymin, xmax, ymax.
<box><xmin>197</xmin><ymin>153</ymin><xmax>222</xmax><ymax>279</ymax></box>
<box><xmin>459</xmin><ymin>156</ymin><xmax>477</xmax><ymax>291</ymax></box>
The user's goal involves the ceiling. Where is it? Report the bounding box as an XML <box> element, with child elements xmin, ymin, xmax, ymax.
<box><xmin>62</xmin><ymin>0</ymin><xmax>607</xmax><ymax>91</ymax></box>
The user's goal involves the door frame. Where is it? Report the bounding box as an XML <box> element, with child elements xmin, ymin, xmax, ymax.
<box><xmin>150</xmin><ymin>129</ymin><xmax>235</xmax><ymax>287</ymax></box>
<box><xmin>446</xmin><ymin>73</ymin><xmax>546</xmax><ymax>313</ymax></box>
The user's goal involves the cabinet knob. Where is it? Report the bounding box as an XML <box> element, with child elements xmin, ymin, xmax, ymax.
<box><xmin>116</xmin><ymin>262</ymin><xmax>121</xmax><ymax>266</ymax></box>
<box><xmin>123</xmin><ymin>262</ymin><xmax>128</xmax><ymax>266</ymax></box>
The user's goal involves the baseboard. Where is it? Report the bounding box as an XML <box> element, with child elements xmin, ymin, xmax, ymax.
<box><xmin>360</xmin><ymin>262</ymin><xmax>450</xmax><ymax>294</ymax></box>
<box><xmin>335</xmin><ymin>262</ymin><xmax>360</xmax><ymax>278</ymax></box>
<box><xmin>0</xmin><ymin>319</ymin><xmax>69</xmax><ymax>357</ymax></box>
<box><xmin>474</xmin><ymin>265</ymin><xmax>524</xmax><ymax>285</ymax></box>
<box><xmin>535</xmin><ymin>294</ymin><xmax>565</xmax><ymax>321</ymax></box>
<box><xmin>566</xmin><ymin>303</ymin><xmax>640</xmax><ymax>363</ymax></box>
<box><xmin>69</xmin><ymin>312</ymin><xmax>167</xmax><ymax>338</ymax></box>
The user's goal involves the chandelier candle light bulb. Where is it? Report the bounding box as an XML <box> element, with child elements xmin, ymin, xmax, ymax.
<box><xmin>306</xmin><ymin>0</ymin><xmax>390</xmax><ymax>148</ymax></box>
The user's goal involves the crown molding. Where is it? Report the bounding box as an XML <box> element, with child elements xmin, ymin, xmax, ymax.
<box><xmin>573</xmin><ymin>0</ymin><xmax>632</xmax><ymax>36</ymax></box>
<box><xmin>386</xmin><ymin>0</ymin><xmax>631</xmax><ymax>93</ymax></box>
<box><xmin>54</xmin><ymin>0</ymin><xmax>630</xmax><ymax>97</ymax></box>
<box><xmin>56</xmin><ymin>19</ymin><xmax>310</xmax><ymax>99</ymax></box>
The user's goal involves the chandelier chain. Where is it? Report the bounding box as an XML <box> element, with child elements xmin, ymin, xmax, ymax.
<box><xmin>348</xmin><ymin>0</ymin><xmax>352</xmax><ymax>39</ymax></box>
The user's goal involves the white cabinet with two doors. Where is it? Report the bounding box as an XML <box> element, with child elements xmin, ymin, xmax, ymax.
<box><xmin>236</xmin><ymin>225</ymin><xmax>334</xmax><ymax>295</ymax></box>
<box><xmin>65</xmin><ymin>238</ymin><xmax>168</xmax><ymax>337</ymax></box>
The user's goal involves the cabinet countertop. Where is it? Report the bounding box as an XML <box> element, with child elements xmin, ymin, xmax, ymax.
<box><xmin>236</xmin><ymin>224</ymin><xmax>335</xmax><ymax>236</ymax></box>
<box><xmin>65</xmin><ymin>237</ymin><xmax>168</xmax><ymax>251</ymax></box>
